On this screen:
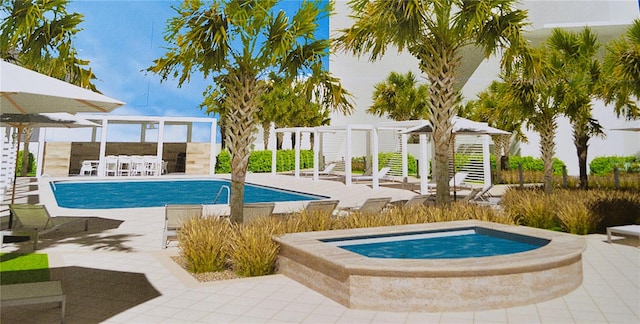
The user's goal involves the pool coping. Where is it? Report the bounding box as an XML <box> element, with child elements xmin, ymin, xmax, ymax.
<box><xmin>275</xmin><ymin>220</ymin><xmax>587</xmax><ymax>312</ymax></box>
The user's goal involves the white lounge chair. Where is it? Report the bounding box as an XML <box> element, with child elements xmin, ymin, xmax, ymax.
<box><xmin>1</xmin><ymin>281</ymin><xmax>66</xmax><ymax>323</ymax></box>
<box><xmin>300</xmin><ymin>163</ymin><xmax>336</xmax><ymax>177</ymax></box>
<box><xmin>162</xmin><ymin>204</ymin><xmax>203</xmax><ymax>249</ymax></box>
<box><xmin>389</xmin><ymin>195</ymin><xmax>430</xmax><ymax>209</ymax></box>
<box><xmin>427</xmin><ymin>172</ymin><xmax>469</xmax><ymax>191</ymax></box>
<box><xmin>606</xmin><ymin>225</ymin><xmax>640</xmax><ymax>243</ymax></box>
<box><xmin>352</xmin><ymin>167</ymin><xmax>392</xmax><ymax>183</ymax></box>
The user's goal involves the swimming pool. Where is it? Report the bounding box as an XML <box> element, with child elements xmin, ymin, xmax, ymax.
<box><xmin>275</xmin><ymin>220</ymin><xmax>586</xmax><ymax>312</ymax></box>
<box><xmin>51</xmin><ymin>179</ymin><xmax>328</xmax><ymax>209</ymax></box>
<box><xmin>324</xmin><ymin>227</ymin><xmax>549</xmax><ymax>259</ymax></box>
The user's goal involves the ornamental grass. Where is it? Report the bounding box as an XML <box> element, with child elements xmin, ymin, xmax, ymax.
<box><xmin>178</xmin><ymin>216</ymin><xmax>231</xmax><ymax>274</ymax></box>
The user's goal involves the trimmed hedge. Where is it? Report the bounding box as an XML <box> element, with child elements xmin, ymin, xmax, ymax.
<box><xmin>589</xmin><ymin>156</ymin><xmax>639</xmax><ymax>175</ymax></box>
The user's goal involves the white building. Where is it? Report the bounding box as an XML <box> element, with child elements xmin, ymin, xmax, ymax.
<box><xmin>326</xmin><ymin>0</ymin><xmax>640</xmax><ymax>176</ymax></box>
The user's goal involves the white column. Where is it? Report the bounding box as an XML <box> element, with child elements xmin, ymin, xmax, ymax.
<box><xmin>36</xmin><ymin>128</ymin><xmax>46</xmax><ymax>178</ymax></box>
<box><xmin>401</xmin><ymin>133</ymin><xmax>408</xmax><ymax>180</ymax></box>
<box><xmin>419</xmin><ymin>133</ymin><xmax>428</xmax><ymax>194</ymax></box>
<box><xmin>313</xmin><ymin>130</ymin><xmax>320</xmax><ymax>181</ymax></box>
<box><xmin>294</xmin><ymin>130</ymin><xmax>301</xmax><ymax>178</ymax></box>
<box><xmin>271</xmin><ymin>123</ymin><xmax>277</xmax><ymax>175</ymax></box>
<box><xmin>97</xmin><ymin>118</ymin><xmax>108</xmax><ymax>177</ymax></box>
<box><xmin>372</xmin><ymin>128</ymin><xmax>379</xmax><ymax>189</ymax></box>
<box><xmin>482</xmin><ymin>134</ymin><xmax>492</xmax><ymax>188</ymax></box>
<box><xmin>345</xmin><ymin>125</ymin><xmax>352</xmax><ymax>186</ymax></box>
<box><xmin>210</xmin><ymin>120</ymin><xmax>217</xmax><ymax>176</ymax></box>
<box><xmin>157</xmin><ymin>120</ymin><xmax>165</xmax><ymax>176</ymax></box>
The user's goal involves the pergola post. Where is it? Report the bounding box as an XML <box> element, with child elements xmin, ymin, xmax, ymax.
<box><xmin>419</xmin><ymin>133</ymin><xmax>429</xmax><ymax>194</ymax></box>
<box><xmin>482</xmin><ymin>134</ymin><xmax>492</xmax><ymax>189</ymax></box>
<box><xmin>371</xmin><ymin>127</ymin><xmax>379</xmax><ymax>189</ymax></box>
<box><xmin>313</xmin><ymin>129</ymin><xmax>320</xmax><ymax>181</ymax></box>
<box><xmin>345</xmin><ymin>125</ymin><xmax>352</xmax><ymax>186</ymax></box>
<box><xmin>97</xmin><ymin>117</ymin><xmax>108</xmax><ymax>177</ymax></box>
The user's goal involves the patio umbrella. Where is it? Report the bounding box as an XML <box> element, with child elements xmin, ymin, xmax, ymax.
<box><xmin>1</xmin><ymin>113</ymin><xmax>101</xmax><ymax>205</ymax></box>
<box><xmin>1</xmin><ymin>60</ymin><xmax>125</xmax><ymax>114</ymax></box>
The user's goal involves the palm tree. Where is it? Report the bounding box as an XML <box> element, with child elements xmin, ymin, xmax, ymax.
<box><xmin>546</xmin><ymin>27</ymin><xmax>605</xmax><ymax>189</ymax></box>
<box><xmin>1</xmin><ymin>0</ymin><xmax>98</xmax><ymax>176</ymax></box>
<box><xmin>148</xmin><ymin>0</ymin><xmax>352</xmax><ymax>223</ymax></box>
<box><xmin>504</xmin><ymin>46</ymin><xmax>563</xmax><ymax>194</ymax></box>
<box><xmin>335</xmin><ymin>0</ymin><xmax>529</xmax><ymax>205</ymax></box>
<box><xmin>368</xmin><ymin>71</ymin><xmax>429</xmax><ymax>121</ymax></box>
<box><xmin>601</xmin><ymin>19</ymin><xmax>640</xmax><ymax>119</ymax></box>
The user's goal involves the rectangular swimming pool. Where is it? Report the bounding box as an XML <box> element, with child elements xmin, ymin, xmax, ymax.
<box><xmin>51</xmin><ymin>179</ymin><xmax>328</xmax><ymax>209</ymax></box>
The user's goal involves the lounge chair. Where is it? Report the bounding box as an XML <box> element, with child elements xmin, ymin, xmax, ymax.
<box><xmin>1</xmin><ymin>280</ymin><xmax>66</xmax><ymax>323</ymax></box>
<box><xmin>300</xmin><ymin>163</ymin><xmax>336</xmax><ymax>177</ymax></box>
<box><xmin>471</xmin><ymin>185</ymin><xmax>494</xmax><ymax>202</ymax></box>
<box><xmin>243</xmin><ymin>202</ymin><xmax>276</xmax><ymax>223</ymax></box>
<box><xmin>352</xmin><ymin>167</ymin><xmax>392</xmax><ymax>183</ymax></box>
<box><xmin>162</xmin><ymin>204</ymin><xmax>203</xmax><ymax>249</ymax></box>
<box><xmin>606</xmin><ymin>225</ymin><xmax>640</xmax><ymax>243</ymax></box>
<box><xmin>9</xmin><ymin>204</ymin><xmax>88</xmax><ymax>249</ymax></box>
<box><xmin>427</xmin><ymin>172</ymin><xmax>469</xmax><ymax>191</ymax></box>
<box><xmin>337</xmin><ymin>197</ymin><xmax>392</xmax><ymax>216</ymax></box>
<box><xmin>305</xmin><ymin>199</ymin><xmax>340</xmax><ymax>214</ymax></box>
<box><xmin>389</xmin><ymin>195</ymin><xmax>430</xmax><ymax>209</ymax></box>
<box><xmin>460</xmin><ymin>187</ymin><xmax>483</xmax><ymax>203</ymax></box>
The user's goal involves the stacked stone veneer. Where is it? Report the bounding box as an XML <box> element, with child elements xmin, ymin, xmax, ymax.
<box><xmin>44</xmin><ymin>142</ymin><xmax>213</xmax><ymax>176</ymax></box>
<box><xmin>275</xmin><ymin>220</ymin><xmax>587</xmax><ymax>312</ymax></box>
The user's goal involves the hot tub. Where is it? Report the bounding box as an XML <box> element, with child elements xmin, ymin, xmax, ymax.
<box><xmin>274</xmin><ymin>220</ymin><xmax>586</xmax><ymax>312</ymax></box>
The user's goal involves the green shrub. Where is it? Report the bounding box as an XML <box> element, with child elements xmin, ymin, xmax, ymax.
<box><xmin>16</xmin><ymin>151</ymin><xmax>36</xmax><ymax>175</ymax></box>
<box><xmin>589</xmin><ymin>156</ymin><xmax>638</xmax><ymax>175</ymax></box>
<box><xmin>179</xmin><ymin>217</ymin><xmax>231</xmax><ymax>273</ymax></box>
<box><xmin>215</xmin><ymin>150</ymin><xmax>231</xmax><ymax>173</ymax></box>
<box><xmin>506</xmin><ymin>156</ymin><xmax>565</xmax><ymax>174</ymax></box>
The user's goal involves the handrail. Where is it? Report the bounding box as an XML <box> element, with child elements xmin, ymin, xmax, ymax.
<box><xmin>213</xmin><ymin>185</ymin><xmax>230</xmax><ymax>205</ymax></box>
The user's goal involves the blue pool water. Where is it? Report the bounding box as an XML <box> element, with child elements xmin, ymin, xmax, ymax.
<box><xmin>51</xmin><ymin>179</ymin><xmax>327</xmax><ymax>209</ymax></box>
<box><xmin>324</xmin><ymin>227</ymin><xmax>548</xmax><ymax>259</ymax></box>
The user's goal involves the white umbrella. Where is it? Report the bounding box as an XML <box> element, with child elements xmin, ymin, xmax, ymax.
<box><xmin>1</xmin><ymin>60</ymin><xmax>125</xmax><ymax>114</ymax></box>
<box><xmin>1</xmin><ymin>113</ymin><xmax>101</xmax><ymax>205</ymax></box>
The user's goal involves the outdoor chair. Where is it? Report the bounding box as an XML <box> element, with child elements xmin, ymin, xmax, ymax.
<box><xmin>129</xmin><ymin>155</ymin><xmax>146</xmax><ymax>176</ymax></box>
<box><xmin>427</xmin><ymin>172</ymin><xmax>469</xmax><ymax>192</ymax></box>
<box><xmin>299</xmin><ymin>163</ymin><xmax>337</xmax><ymax>178</ymax></box>
<box><xmin>162</xmin><ymin>204</ymin><xmax>203</xmax><ymax>249</ymax></box>
<box><xmin>336</xmin><ymin>197</ymin><xmax>392</xmax><ymax>216</ymax></box>
<box><xmin>352</xmin><ymin>167</ymin><xmax>392</xmax><ymax>183</ymax></box>
<box><xmin>243</xmin><ymin>202</ymin><xmax>276</xmax><ymax>223</ymax></box>
<box><xmin>460</xmin><ymin>187</ymin><xmax>483</xmax><ymax>203</ymax></box>
<box><xmin>117</xmin><ymin>155</ymin><xmax>131</xmax><ymax>176</ymax></box>
<box><xmin>606</xmin><ymin>225</ymin><xmax>640</xmax><ymax>243</ymax></box>
<box><xmin>389</xmin><ymin>195</ymin><xmax>430</xmax><ymax>209</ymax></box>
<box><xmin>79</xmin><ymin>161</ymin><xmax>96</xmax><ymax>176</ymax></box>
<box><xmin>305</xmin><ymin>200</ymin><xmax>340</xmax><ymax>214</ymax></box>
<box><xmin>9</xmin><ymin>204</ymin><xmax>89</xmax><ymax>249</ymax></box>
<box><xmin>105</xmin><ymin>155</ymin><xmax>118</xmax><ymax>176</ymax></box>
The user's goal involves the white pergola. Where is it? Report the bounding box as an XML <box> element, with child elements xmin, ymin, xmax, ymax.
<box><xmin>36</xmin><ymin>114</ymin><xmax>218</xmax><ymax>177</ymax></box>
<box><xmin>272</xmin><ymin>121</ymin><xmax>427</xmax><ymax>189</ymax></box>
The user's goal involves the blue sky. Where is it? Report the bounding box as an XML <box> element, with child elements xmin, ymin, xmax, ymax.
<box><xmin>46</xmin><ymin>0</ymin><xmax>329</xmax><ymax>142</ymax></box>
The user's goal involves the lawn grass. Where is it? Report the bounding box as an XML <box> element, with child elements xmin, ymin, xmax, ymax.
<box><xmin>0</xmin><ymin>253</ymin><xmax>50</xmax><ymax>285</ymax></box>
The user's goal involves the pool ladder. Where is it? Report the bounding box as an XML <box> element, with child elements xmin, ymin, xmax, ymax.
<box><xmin>213</xmin><ymin>185</ymin><xmax>230</xmax><ymax>205</ymax></box>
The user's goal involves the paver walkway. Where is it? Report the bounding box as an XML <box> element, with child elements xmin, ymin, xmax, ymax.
<box><xmin>1</xmin><ymin>176</ymin><xmax>638</xmax><ymax>323</ymax></box>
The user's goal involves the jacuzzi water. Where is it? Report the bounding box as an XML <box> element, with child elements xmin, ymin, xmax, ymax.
<box><xmin>51</xmin><ymin>179</ymin><xmax>327</xmax><ymax>209</ymax></box>
<box><xmin>323</xmin><ymin>227</ymin><xmax>549</xmax><ymax>259</ymax></box>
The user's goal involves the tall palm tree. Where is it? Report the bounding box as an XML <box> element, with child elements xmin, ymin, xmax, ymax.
<box><xmin>149</xmin><ymin>0</ymin><xmax>352</xmax><ymax>223</ymax></box>
<box><xmin>368</xmin><ymin>71</ymin><xmax>429</xmax><ymax>121</ymax></box>
<box><xmin>504</xmin><ymin>46</ymin><xmax>562</xmax><ymax>194</ymax></box>
<box><xmin>546</xmin><ymin>27</ymin><xmax>604</xmax><ymax>189</ymax></box>
<box><xmin>335</xmin><ymin>0</ymin><xmax>530</xmax><ymax>205</ymax></box>
<box><xmin>601</xmin><ymin>19</ymin><xmax>640</xmax><ymax>119</ymax></box>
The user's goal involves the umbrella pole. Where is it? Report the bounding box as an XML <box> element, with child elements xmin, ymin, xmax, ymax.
<box><xmin>9</xmin><ymin>126</ymin><xmax>23</xmax><ymax>228</ymax></box>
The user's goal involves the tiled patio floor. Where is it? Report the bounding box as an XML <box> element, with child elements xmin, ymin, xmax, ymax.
<box><xmin>1</xmin><ymin>176</ymin><xmax>638</xmax><ymax>323</ymax></box>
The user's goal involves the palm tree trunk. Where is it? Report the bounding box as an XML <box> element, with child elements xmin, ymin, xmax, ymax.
<box><xmin>21</xmin><ymin>127</ymin><xmax>33</xmax><ymax>176</ymax></box>
<box><xmin>262</xmin><ymin>121</ymin><xmax>270</xmax><ymax>150</ymax></box>
<box><xmin>574</xmin><ymin>131</ymin><xmax>590</xmax><ymax>190</ymax></box>
<box><xmin>225</xmin><ymin>71</ymin><xmax>264</xmax><ymax>223</ymax></box>
<box><xmin>492</xmin><ymin>135</ymin><xmax>505</xmax><ymax>184</ymax></box>
<box><xmin>538</xmin><ymin>115</ymin><xmax>557</xmax><ymax>194</ymax></box>
<box><xmin>420</xmin><ymin>46</ymin><xmax>460</xmax><ymax>206</ymax></box>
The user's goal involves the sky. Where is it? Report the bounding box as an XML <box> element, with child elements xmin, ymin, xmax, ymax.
<box><xmin>46</xmin><ymin>0</ymin><xmax>329</xmax><ymax>143</ymax></box>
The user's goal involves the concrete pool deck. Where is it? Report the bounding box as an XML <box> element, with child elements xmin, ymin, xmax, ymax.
<box><xmin>1</xmin><ymin>176</ymin><xmax>638</xmax><ymax>323</ymax></box>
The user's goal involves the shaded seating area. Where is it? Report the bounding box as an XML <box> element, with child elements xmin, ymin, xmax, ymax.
<box><xmin>8</xmin><ymin>204</ymin><xmax>88</xmax><ymax>249</ymax></box>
